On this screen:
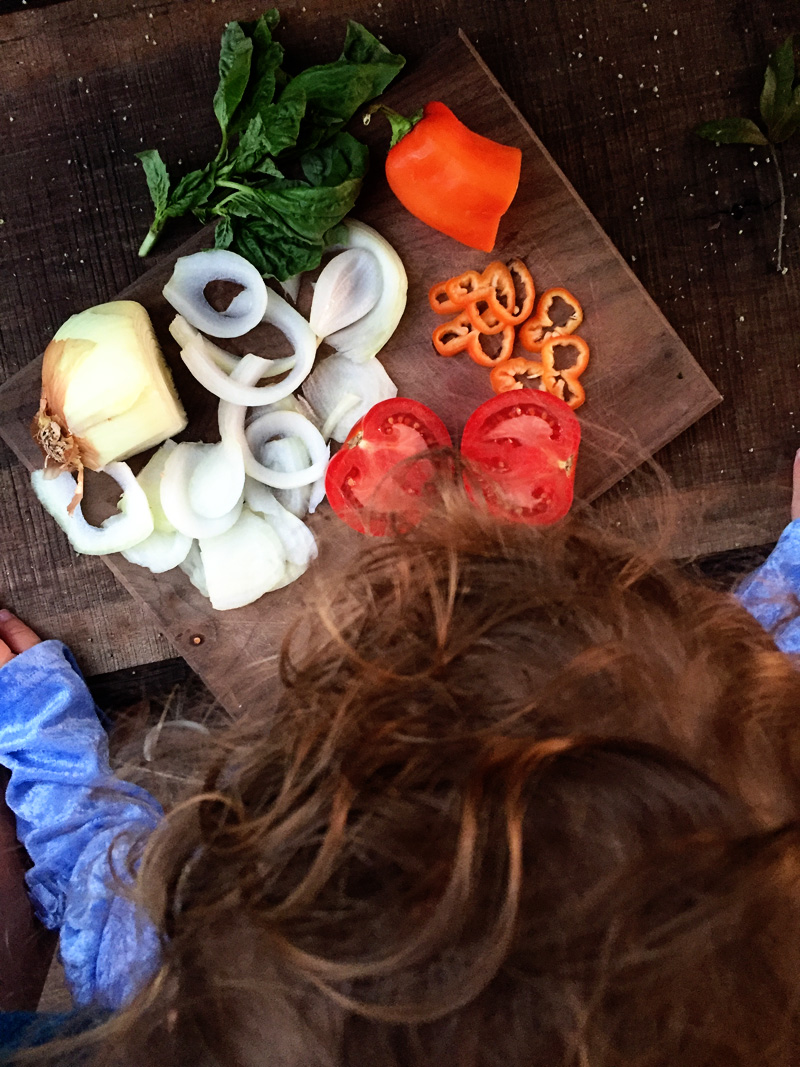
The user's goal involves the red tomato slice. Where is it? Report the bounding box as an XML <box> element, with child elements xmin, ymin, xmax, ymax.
<box><xmin>460</xmin><ymin>392</ymin><xmax>580</xmax><ymax>524</ymax></box>
<box><xmin>325</xmin><ymin>398</ymin><xmax>453</xmax><ymax>536</ymax></box>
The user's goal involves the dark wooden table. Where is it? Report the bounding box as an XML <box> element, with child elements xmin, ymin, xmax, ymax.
<box><xmin>1</xmin><ymin>0</ymin><xmax>797</xmax><ymax>692</ymax></box>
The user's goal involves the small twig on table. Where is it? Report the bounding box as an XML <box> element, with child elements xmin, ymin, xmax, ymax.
<box><xmin>771</xmin><ymin>149</ymin><xmax>788</xmax><ymax>274</ymax></box>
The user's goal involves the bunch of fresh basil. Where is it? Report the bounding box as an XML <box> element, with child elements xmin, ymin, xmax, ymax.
<box><xmin>136</xmin><ymin>10</ymin><xmax>404</xmax><ymax>279</ymax></box>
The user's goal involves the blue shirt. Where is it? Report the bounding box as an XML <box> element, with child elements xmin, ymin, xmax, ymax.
<box><xmin>2</xmin><ymin>521</ymin><xmax>800</xmax><ymax>1011</ymax></box>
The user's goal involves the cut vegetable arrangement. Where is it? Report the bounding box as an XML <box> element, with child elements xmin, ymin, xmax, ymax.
<box><xmin>29</xmin><ymin>220</ymin><xmax>409</xmax><ymax>610</ymax></box>
<box><xmin>136</xmin><ymin>10</ymin><xmax>405</xmax><ymax>280</ymax></box>
<box><xmin>429</xmin><ymin>260</ymin><xmax>590</xmax><ymax>410</ymax></box>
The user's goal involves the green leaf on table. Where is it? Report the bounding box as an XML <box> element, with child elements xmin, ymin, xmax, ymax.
<box><xmin>213</xmin><ymin>21</ymin><xmax>254</xmax><ymax>136</ymax></box>
<box><xmin>213</xmin><ymin>214</ymin><xmax>234</xmax><ymax>250</ymax></box>
<box><xmin>760</xmin><ymin>35</ymin><xmax>796</xmax><ymax>139</ymax></box>
<box><xmin>165</xmin><ymin>164</ymin><xmax>216</xmax><ymax>217</ymax></box>
<box><xmin>135</xmin><ymin>149</ymin><xmax>170</xmax><ymax>213</ymax></box>
<box><xmin>694</xmin><ymin>117</ymin><xmax>769</xmax><ymax>144</ymax></box>
<box><xmin>300</xmin><ymin>131</ymin><xmax>369</xmax><ymax>187</ymax></box>
<box><xmin>279</xmin><ymin>20</ymin><xmax>405</xmax><ymax>149</ymax></box>
<box><xmin>340</xmin><ymin>19</ymin><xmax>406</xmax><ymax>81</ymax></box>
<box><xmin>224</xmin><ymin>174</ymin><xmax>364</xmax><ymax>243</ymax></box>
<box><xmin>260</xmin><ymin>96</ymin><xmax>307</xmax><ymax>156</ymax></box>
<box><xmin>229</xmin><ymin>116</ymin><xmax>279</xmax><ymax>174</ymax></box>
<box><xmin>229</xmin><ymin>11</ymin><xmax>286</xmax><ymax>135</ymax></box>
<box><xmin>770</xmin><ymin>82</ymin><xmax>800</xmax><ymax>143</ymax></box>
<box><xmin>226</xmin><ymin>215</ymin><xmax>325</xmax><ymax>278</ymax></box>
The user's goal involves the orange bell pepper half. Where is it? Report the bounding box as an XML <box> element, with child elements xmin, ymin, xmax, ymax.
<box><xmin>370</xmin><ymin>101</ymin><xmax>522</xmax><ymax>252</ymax></box>
<box><xmin>518</xmin><ymin>287</ymin><xmax>583</xmax><ymax>352</ymax></box>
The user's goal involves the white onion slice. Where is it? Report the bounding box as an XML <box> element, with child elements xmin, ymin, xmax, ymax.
<box><xmin>308</xmin><ymin>475</ymin><xmax>327</xmax><ymax>515</ymax></box>
<box><xmin>170</xmin><ymin>315</ymin><xmax>296</xmax><ymax>378</ymax></box>
<box><xmin>199</xmin><ymin>506</ymin><xmax>286</xmax><ymax>611</ymax></box>
<box><xmin>187</xmin><ymin>441</ymin><xmax>245</xmax><ymax>519</ymax></box>
<box><xmin>244</xmin><ymin>410</ymin><xmax>329</xmax><ymax>488</ymax></box>
<box><xmin>244</xmin><ymin>478</ymin><xmax>318</xmax><ymax>569</ymax></box>
<box><xmin>169</xmin><ymin>316</ymin><xmax>239</xmax><ymax>373</ymax></box>
<box><xmin>258</xmin><ymin>437</ymin><xmax>312</xmax><ymax>518</ymax></box>
<box><xmin>279</xmin><ymin>273</ymin><xmax>302</xmax><ymax>303</ymax></box>
<box><xmin>180</xmin><ymin>540</ymin><xmax>209</xmax><ymax>598</ymax></box>
<box><xmin>325</xmin><ymin>220</ymin><xmax>407</xmax><ymax>363</ymax></box>
<box><xmin>163</xmin><ymin>249</ymin><xmax>268</xmax><ymax>338</ymax></box>
<box><xmin>248</xmin><ymin>393</ymin><xmax>320</xmax><ymax>430</ymax></box>
<box><xmin>309</xmin><ymin>248</ymin><xmax>382</xmax><ymax>340</ymax></box>
<box><xmin>218</xmin><ymin>356</ymin><xmax>329</xmax><ymax>491</ymax></box>
<box><xmin>136</xmin><ymin>441</ymin><xmax>178</xmax><ymax>533</ymax></box>
<box><xmin>122</xmin><ymin>528</ymin><xmax>192</xmax><ymax>573</ymax></box>
<box><xmin>302</xmin><ymin>353</ymin><xmax>397</xmax><ymax>443</ymax></box>
<box><xmin>175</xmin><ymin>289</ymin><xmax>317</xmax><ymax>405</ymax></box>
<box><xmin>160</xmin><ymin>442</ymin><xmax>243</xmax><ymax>539</ymax></box>
<box><xmin>170</xmin><ymin>316</ymin><xmax>298</xmax><ymax>404</ymax></box>
<box><xmin>31</xmin><ymin>462</ymin><xmax>153</xmax><ymax>556</ymax></box>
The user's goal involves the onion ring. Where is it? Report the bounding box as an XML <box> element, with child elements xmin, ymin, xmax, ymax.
<box><xmin>163</xmin><ymin>249</ymin><xmax>268</xmax><ymax>338</ymax></box>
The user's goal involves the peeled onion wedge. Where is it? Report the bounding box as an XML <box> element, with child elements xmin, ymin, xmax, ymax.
<box><xmin>198</xmin><ymin>506</ymin><xmax>286</xmax><ymax>611</ymax></box>
<box><xmin>31</xmin><ymin>461</ymin><xmax>154</xmax><ymax>556</ymax></box>
<box><xmin>324</xmin><ymin>221</ymin><xmax>407</xmax><ymax>363</ymax></box>
<box><xmin>33</xmin><ymin>301</ymin><xmax>187</xmax><ymax>510</ymax></box>
<box><xmin>122</xmin><ymin>528</ymin><xmax>192</xmax><ymax>574</ymax></box>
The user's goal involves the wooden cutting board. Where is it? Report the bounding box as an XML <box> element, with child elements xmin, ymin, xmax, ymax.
<box><xmin>0</xmin><ymin>31</ymin><xmax>721</xmax><ymax>713</ymax></box>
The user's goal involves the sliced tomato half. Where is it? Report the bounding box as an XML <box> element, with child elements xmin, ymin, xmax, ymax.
<box><xmin>325</xmin><ymin>398</ymin><xmax>453</xmax><ymax>536</ymax></box>
<box><xmin>460</xmin><ymin>392</ymin><xmax>580</xmax><ymax>525</ymax></box>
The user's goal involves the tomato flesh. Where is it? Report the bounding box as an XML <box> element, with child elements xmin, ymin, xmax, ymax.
<box><xmin>460</xmin><ymin>392</ymin><xmax>580</xmax><ymax>524</ymax></box>
<box><xmin>325</xmin><ymin>399</ymin><xmax>452</xmax><ymax>536</ymax></box>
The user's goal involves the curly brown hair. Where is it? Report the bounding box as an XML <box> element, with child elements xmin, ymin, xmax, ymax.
<box><xmin>24</xmin><ymin>499</ymin><xmax>800</xmax><ymax>1066</ymax></box>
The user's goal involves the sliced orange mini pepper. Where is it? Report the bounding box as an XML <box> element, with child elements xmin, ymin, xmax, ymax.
<box><xmin>428</xmin><ymin>279</ymin><xmax>463</xmax><ymax>315</ymax></box>
<box><xmin>466</xmin><ymin>323</ymin><xmax>515</xmax><ymax>367</ymax></box>
<box><xmin>540</xmin><ymin>335</ymin><xmax>590</xmax><ymax>410</ymax></box>
<box><xmin>490</xmin><ymin>356</ymin><xmax>546</xmax><ymax>393</ymax></box>
<box><xmin>432</xmin><ymin>310</ymin><xmax>477</xmax><ymax>357</ymax></box>
<box><xmin>518</xmin><ymin>287</ymin><xmax>583</xmax><ymax>352</ymax></box>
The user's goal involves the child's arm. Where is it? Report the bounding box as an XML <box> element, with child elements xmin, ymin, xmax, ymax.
<box><xmin>0</xmin><ymin>611</ymin><xmax>162</xmax><ymax>1009</ymax></box>
<box><xmin>736</xmin><ymin>450</ymin><xmax>800</xmax><ymax>653</ymax></box>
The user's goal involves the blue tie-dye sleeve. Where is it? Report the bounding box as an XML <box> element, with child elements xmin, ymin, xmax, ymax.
<box><xmin>0</xmin><ymin>640</ymin><xmax>162</xmax><ymax>1009</ymax></box>
<box><xmin>736</xmin><ymin>519</ymin><xmax>800</xmax><ymax>654</ymax></box>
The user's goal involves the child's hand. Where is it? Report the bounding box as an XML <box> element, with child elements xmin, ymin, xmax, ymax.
<box><xmin>0</xmin><ymin>610</ymin><xmax>42</xmax><ymax>669</ymax></box>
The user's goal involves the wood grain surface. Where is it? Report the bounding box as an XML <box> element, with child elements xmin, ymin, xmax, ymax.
<box><xmin>1</xmin><ymin>0</ymin><xmax>797</xmax><ymax>680</ymax></box>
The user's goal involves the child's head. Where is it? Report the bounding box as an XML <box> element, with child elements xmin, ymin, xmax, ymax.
<box><xmin>48</xmin><ymin>504</ymin><xmax>800</xmax><ymax>1064</ymax></box>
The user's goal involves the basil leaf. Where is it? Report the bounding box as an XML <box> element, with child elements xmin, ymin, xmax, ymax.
<box><xmin>301</xmin><ymin>131</ymin><xmax>369</xmax><ymax>187</ymax></box>
<box><xmin>229</xmin><ymin>12</ymin><xmax>285</xmax><ymax>135</ymax></box>
<box><xmin>340</xmin><ymin>20</ymin><xmax>406</xmax><ymax>90</ymax></box>
<box><xmin>225</xmin><ymin>175</ymin><xmax>363</xmax><ymax>242</ymax></box>
<box><xmin>760</xmin><ymin>35</ymin><xmax>796</xmax><ymax>138</ymax></box>
<box><xmin>213</xmin><ymin>21</ymin><xmax>254</xmax><ymax>136</ymax></box>
<box><xmin>695</xmin><ymin>118</ymin><xmax>769</xmax><ymax>145</ymax></box>
<box><xmin>259</xmin><ymin>95</ymin><xmax>306</xmax><ymax>155</ymax></box>
<box><xmin>228</xmin><ymin>216</ymin><xmax>324</xmax><ymax>278</ymax></box>
<box><xmin>213</xmin><ymin>215</ymin><xmax>234</xmax><ymax>250</ymax></box>
<box><xmin>279</xmin><ymin>20</ymin><xmax>405</xmax><ymax>149</ymax></box>
<box><xmin>135</xmin><ymin>149</ymin><xmax>170</xmax><ymax>214</ymax></box>
<box><xmin>165</xmin><ymin>165</ymin><xmax>216</xmax><ymax>217</ymax></box>
<box><xmin>229</xmin><ymin>102</ymin><xmax>302</xmax><ymax>174</ymax></box>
